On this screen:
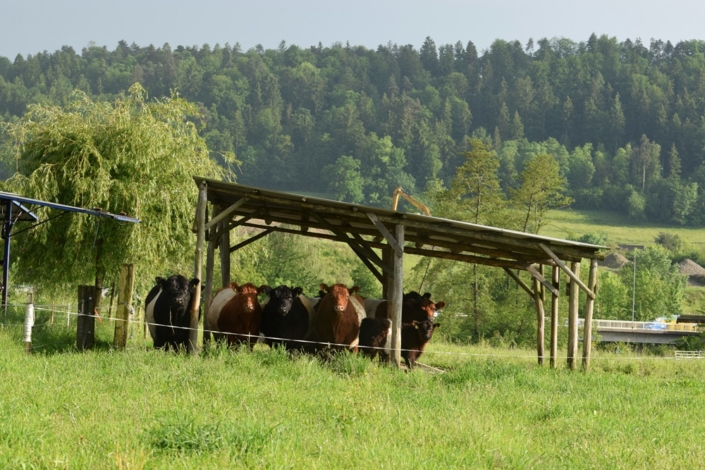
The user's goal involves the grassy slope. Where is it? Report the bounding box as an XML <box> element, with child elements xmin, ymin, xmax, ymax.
<box><xmin>543</xmin><ymin>209</ymin><xmax>705</xmax><ymax>247</ymax></box>
<box><xmin>1</xmin><ymin>315</ymin><xmax>704</xmax><ymax>469</ymax></box>
<box><xmin>544</xmin><ymin>208</ymin><xmax>705</xmax><ymax>313</ymax></box>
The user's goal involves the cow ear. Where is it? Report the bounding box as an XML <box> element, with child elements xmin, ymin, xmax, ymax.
<box><xmin>422</xmin><ymin>292</ymin><xmax>432</xmax><ymax>299</ymax></box>
<box><xmin>319</xmin><ymin>283</ymin><xmax>328</xmax><ymax>292</ymax></box>
<box><xmin>293</xmin><ymin>287</ymin><xmax>303</xmax><ymax>297</ymax></box>
<box><xmin>433</xmin><ymin>323</ymin><xmax>440</xmax><ymax>329</ymax></box>
<box><xmin>188</xmin><ymin>278</ymin><xmax>200</xmax><ymax>290</ymax></box>
<box><xmin>349</xmin><ymin>285</ymin><xmax>360</xmax><ymax>295</ymax></box>
<box><xmin>229</xmin><ymin>282</ymin><xmax>239</xmax><ymax>290</ymax></box>
<box><xmin>156</xmin><ymin>277</ymin><xmax>166</xmax><ymax>287</ymax></box>
<box><xmin>259</xmin><ymin>285</ymin><xmax>271</xmax><ymax>295</ymax></box>
<box><xmin>413</xmin><ymin>320</ymin><xmax>419</xmax><ymax>329</ymax></box>
<box><xmin>435</xmin><ymin>301</ymin><xmax>446</xmax><ymax>310</ymax></box>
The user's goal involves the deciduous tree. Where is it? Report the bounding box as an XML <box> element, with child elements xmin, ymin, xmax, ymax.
<box><xmin>2</xmin><ymin>84</ymin><xmax>231</xmax><ymax>294</ymax></box>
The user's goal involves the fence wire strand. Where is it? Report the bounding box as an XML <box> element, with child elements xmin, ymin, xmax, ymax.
<box><xmin>1</xmin><ymin>302</ymin><xmax>701</xmax><ymax>362</ymax></box>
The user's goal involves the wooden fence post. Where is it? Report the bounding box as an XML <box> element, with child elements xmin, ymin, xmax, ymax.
<box><xmin>77</xmin><ymin>285</ymin><xmax>95</xmax><ymax>351</ymax></box>
<box><xmin>113</xmin><ymin>264</ymin><xmax>135</xmax><ymax>349</ymax></box>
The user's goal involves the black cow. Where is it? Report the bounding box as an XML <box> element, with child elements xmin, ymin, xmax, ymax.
<box><xmin>359</xmin><ymin>317</ymin><xmax>391</xmax><ymax>361</ymax></box>
<box><xmin>401</xmin><ymin>319</ymin><xmax>440</xmax><ymax>368</ymax></box>
<box><xmin>145</xmin><ymin>275</ymin><xmax>200</xmax><ymax>350</ymax></box>
<box><xmin>260</xmin><ymin>285</ymin><xmax>312</xmax><ymax>351</ymax></box>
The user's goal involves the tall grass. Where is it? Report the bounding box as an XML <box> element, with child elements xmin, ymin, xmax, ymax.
<box><xmin>1</xmin><ymin>311</ymin><xmax>705</xmax><ymax>469</ymax></box>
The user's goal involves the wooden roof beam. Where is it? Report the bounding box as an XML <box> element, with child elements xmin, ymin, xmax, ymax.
<box><xmin>229</xmin><ymin>228</ymin><xmax>274</xmax><ymax>253</ymax></box>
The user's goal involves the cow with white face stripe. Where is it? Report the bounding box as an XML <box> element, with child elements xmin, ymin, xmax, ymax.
<box><xmin>145</xmin><ymin>275</ymin><xmax>200</xmax><ymax>351</ymax></box>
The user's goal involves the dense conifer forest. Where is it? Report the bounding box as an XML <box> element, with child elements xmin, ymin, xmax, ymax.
<box><xmin>2</xmin><ymin>34</ymin><xmax>705</xmax><ymax>224</ymax></box>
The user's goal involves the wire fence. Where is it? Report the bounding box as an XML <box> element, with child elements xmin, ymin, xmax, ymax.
<box><xmin>1</xmin><ymin>301</ymin><xmax>701</xmax><ymax>362</ymax></box>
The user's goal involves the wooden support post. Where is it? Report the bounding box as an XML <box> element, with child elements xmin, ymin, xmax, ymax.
<box><xmin>567</xmin><ymin>261</ymin><xmax>580</xmax><ymax>370</ymax></box>
<box><xmin>113</xmin><ymin>264</ymin><xmax>134</xmax><ymax>349</ymax></box>
<box><xmin>23</xmin><ymin>292</ymin><xmax>34</xmax><ymax>354</ymax></box>
<box><xmin>77</xmin><ymin>285</ymin><xmax>95</xmax><ymax>351</ymax></box>
<box><xmin>387</xmin><ymin>225</ymin><xmax>404</xmax><ymax>367</ymax></box>
<box><xmin>582</xmin><ymin>259</ymin><xmax>599</xmax><ymax>370</ymax></box>
<box><xmin>190</xmin><ymin>181</ymin><xmax>207</xmax><ymax>353</ymax></box>
<box><xmin>533</xmin><ymin>277</ymin><xmax>545</xmax><ymax>366</ymax></box>
<box><xmin>203</xmin><ymin>206</ymin><xmax>218</xmax><ymax>347</ymax></box>
<box><xmin>219</xmin><ymin>216</ymin><xmax>231</xmax><ymax>288</ymax></box>
<box><xmin>382</xmin><ymin>247</ymin><xmax>391</xmax><ymax>300</ymax></box>
<box><xmin>550</xmin><ymin>265</ymin><xmax>559</xmax><ymax>368</ymax></box>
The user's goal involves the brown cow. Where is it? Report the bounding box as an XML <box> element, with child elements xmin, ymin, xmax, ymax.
<box><xmin>210</xmin><ymin>282</ymin><xmax>266</xmax><ymax>348</ymax></box>
<box><xmin>312</xmin><ymin>283</ymin><xmax>365</xmax><ymax>353</ymax></box>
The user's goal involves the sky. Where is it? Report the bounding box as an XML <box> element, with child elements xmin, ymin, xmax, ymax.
<box><xmin>1</xmin><ymin>0</ymin><xmax>704</xmax><ymax>59</ymax></box>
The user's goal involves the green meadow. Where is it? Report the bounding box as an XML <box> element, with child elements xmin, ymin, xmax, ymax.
<box><xmin>1</xmin><ymin>308</ymin><xmax>704</xmax><ymax>469</ymax></box>
<box><xmin>543</xmin><ymin>209</ymin><xmax>705</xmax><ymax>248</ymax></box>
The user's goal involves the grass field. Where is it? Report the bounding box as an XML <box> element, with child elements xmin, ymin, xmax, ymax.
<box><xmin>2</xmin><ymin>307</ymin><xmax>705</xmax><ymax>469</ymax></box>
<box><xmin>543</xmin><ymin>209</ymin><xmax>705</xmax><ymax>248</ymax></box>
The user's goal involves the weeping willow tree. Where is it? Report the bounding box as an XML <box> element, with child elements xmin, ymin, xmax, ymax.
<box><xmin>1</xmin><ymin>84</ymin><xmax>234</xmax><ymax>297</ymax></box>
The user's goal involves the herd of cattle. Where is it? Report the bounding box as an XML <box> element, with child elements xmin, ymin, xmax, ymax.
<box><xmin>144</xmin><ymin>274</ymin><xmax>445</xmax><ymax>368</ymax></box>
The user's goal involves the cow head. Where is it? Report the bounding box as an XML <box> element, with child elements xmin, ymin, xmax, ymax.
<box><xmin>233</xmin><ymin>282</ymin><xmax>266</xmax><ymax>314</ymax></box>
<box><xmin>157</xmin><ymin>275</ymin><xmax>199</xmax><ymax>318</ymax></box>
<box><xmin>418</xmin><ymin>298</ymin><xmax>445</xmax><ymax>319</ymax></box>
<box><xmin>320</xmin><ymin>283</ymin><xmax>352</xmax><ymax>314</ymax></box>
<box><xmin>412</xmin><ymin>319</ymin><xmax>440</xmax><ymax>342</ymax></box>
<box><xmin>262</xmin><ymin>285</ymin><xmax>303</xmax><ymax>316</ymax></box>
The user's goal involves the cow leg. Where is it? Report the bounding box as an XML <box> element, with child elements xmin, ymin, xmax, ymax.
<box><xmin>403</xmin><ymin>352</ymin><xmax>413</xmax><ymax>369</ymax></box>
<box><xmin>152</xmin><ymin>325</ymin><xmax>168</xmax><ymax>350</ymax></box>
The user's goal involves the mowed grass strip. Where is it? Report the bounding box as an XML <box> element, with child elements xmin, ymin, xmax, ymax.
<box><xmin>544</xmin><ymin>209</ymin><xmax>705</xmax><ymax>247</ymax></box>
<box><xmin>1</xmin><ymin>320</ymin><xmax>705</xmax><ymax>469</ymax></box>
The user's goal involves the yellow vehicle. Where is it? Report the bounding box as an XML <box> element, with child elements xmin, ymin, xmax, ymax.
<box><xmin>391</xmin><ymin>186</ymin><xmax>430</xmax><ymax>216</ymax></box>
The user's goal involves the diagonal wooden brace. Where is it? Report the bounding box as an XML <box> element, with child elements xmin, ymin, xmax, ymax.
<box><xmin>502</xmin><ymin>267</ymin><xmax>534</xmax><ymax>298</ymax></box>
<box><xmin>526</xmin><ymin>264</ymin><xmax>560</xmax><ymax>298</ymax></box>
<box><xmin>538</xmin><ymin>243</ymin><xmax>595</xmax><ymax>299</ymax></box>
<box><xmin>366</xmin><ymin>212</ymin><xmax>403</xmax><ymax>256</ymax></box>
<box><xmin>205</xmin><ymin>198</ymin><xmax>248</xmax><ymax>231</ymax></box>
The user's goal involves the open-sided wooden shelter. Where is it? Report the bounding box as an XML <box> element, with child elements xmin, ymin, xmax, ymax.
<box><xmin>191</xmin><ymin>177</ymin><xmax>606</xmax><ymax>370</ymax></box>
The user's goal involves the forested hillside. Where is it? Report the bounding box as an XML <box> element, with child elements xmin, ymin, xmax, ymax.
<box><xmin>2</xmin><ymin>35</ymin><xmax>705</xmax><ymax>224</ymax></box>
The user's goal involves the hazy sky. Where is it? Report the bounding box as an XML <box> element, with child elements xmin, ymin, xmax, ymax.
<box><xmin>1</xmin><ymin>0</ymin><xmax>703</xmax><ymax>59</ymax></box>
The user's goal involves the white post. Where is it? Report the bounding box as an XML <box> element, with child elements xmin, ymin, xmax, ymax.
<box><xmin>632</xmin><ymin>248</ymin><xmax>637</xmax><ymax>325</ymax></box>
<box><xmin>24</xmin><ymin>292</ymin><xmax>34</xmax><ymax>353</ymax></box>
<box><xmin>66</xmin><ymin>303</ymin><xmax>70</xmax><ymax>328</ymax></box>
